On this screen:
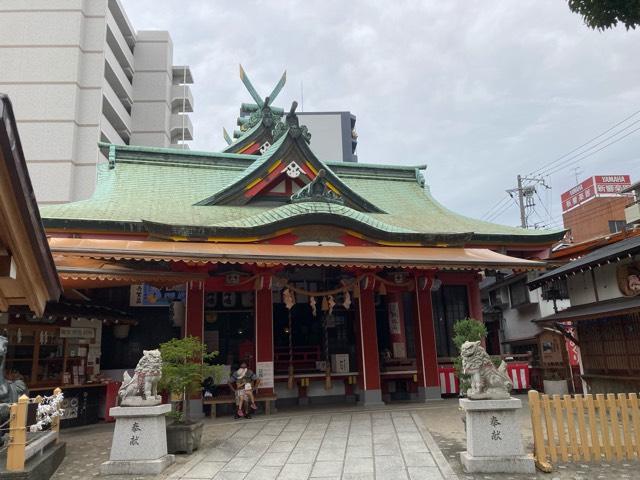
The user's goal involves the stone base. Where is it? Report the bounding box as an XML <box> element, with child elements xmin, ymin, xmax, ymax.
<box><xmin>99</xmin><ymin>454</ymin><xmax>175</xmax><ymax>475</ymax></box>
<box><xmin>459</xmin><ymin>397</ymin><xmax>533</xmax><ymax>473</ymax></box>
<box><xmin>102</xmin><ymin>403</ymin><xmax>173</xmax><ymax>475</ymax></box>
<box><xmin>460</xmin><ymin>451</ymin><xmax>535</xmax><ymax>474</ymax></box>
<box><xmin>120</xmin><ymin>395</ymin><xmax>162</xmax><ymax>407</ymax></box>
<box><xmin>357</xmin><ymin>389</ymin><xmax>385</xmax><ymax>407</ymax></box>
<box><xmin>417</xmin><ymin>386</ymin><xmax>442</xmax><ymax>401</ymax></box>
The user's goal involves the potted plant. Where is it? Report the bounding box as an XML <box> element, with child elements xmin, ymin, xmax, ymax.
<box><xmin>159</xmin><ymin>336</ymin><xmax>225</xmax><ymax>454</ymax></box>
<box><xmin>542</xmin><ymin>369</ymin><xmax>568</xmax><ymax>395</ymax></box>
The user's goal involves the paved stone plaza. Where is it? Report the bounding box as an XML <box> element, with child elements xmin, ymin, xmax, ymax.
<box><xmin>52</xmin><ymin>401</ymin><xmax>640</xmax><ymax>479</ymax></box>
<box><xmin>168</xmin><ymin>410</ymin><xmax>455</xmax><ymax>480</ymax></box>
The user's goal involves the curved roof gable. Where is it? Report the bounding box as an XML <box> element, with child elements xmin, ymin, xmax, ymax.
<box><xmin>195</xmin><ymin>127</ymin><xmax>386</xmax><ymax>213</ymax></box>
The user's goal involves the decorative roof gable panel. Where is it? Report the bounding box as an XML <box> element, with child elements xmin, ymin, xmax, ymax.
<box><xmin>195</xmin><ymin>121</ymin><xmax>385</xmax><ymax>213</ymax></box>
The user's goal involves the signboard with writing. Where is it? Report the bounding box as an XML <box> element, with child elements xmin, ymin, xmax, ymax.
<box><xmin>256</xmin><ymin>361</ymin><xmax>274</xmax><ymax>388</ymax></box>
<box><xmin>561</xmin><ymin>175</ymin><xmax>631</xmax><ymax>212</ymax></box>
<box><xmin>59</xmin><ymin>327</ymin><xmax>94</xmax><ymax>339</ymax></box>
<box><xmin>129</xmin><ymin>284</ymin><xmax>185</xmax><ymax>307</ymax></box>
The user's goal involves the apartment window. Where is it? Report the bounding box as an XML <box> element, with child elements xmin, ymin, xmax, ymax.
<box><xmin>609</xmin><ymin>220</ymin><xmax>626</xmax><ymax>233</ymax></box>
<box><xmin>509</xmin><ymin>280</ymin><xmax>529</xmax><ymax>307</ymax></box>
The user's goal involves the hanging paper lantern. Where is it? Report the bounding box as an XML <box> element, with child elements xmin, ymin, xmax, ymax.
<box><xmin>287</xmin><ymin>364</ymin><xmax>295</xmax><ymax>390</ymax></box>
<box><xmin>321</xmin><ymin>296</ymin><xmax>329</xmax><ymax>312</ymax></box>
<box><xmin>327</xmin><ymin>295</ymin><xmax>336</xmax><ymax>315</ymax></box>
<box><xmin>309</xmin><ymin>296</ymin><xmax>317</xmax><ymax>316</ymax></box>
<box><xmin>343</xmin><ymin>291</ymin><xmax>351</xmax><ymax>310</ymax></box>
<box><xmin>283</xmin><ymin>288</ymin><xmax>296</xmax><ymax>310</ymax></box>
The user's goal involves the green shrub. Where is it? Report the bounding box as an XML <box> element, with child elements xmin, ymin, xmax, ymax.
<box><xmin>159</xmin><ymin>336</ymin><xmax>226</xmax><ymax>423</ymax></box>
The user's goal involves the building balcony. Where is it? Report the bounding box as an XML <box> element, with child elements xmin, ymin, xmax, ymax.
<box><xmin>172</xmin><ymin>65</ymin><xmax>193</xmax><ymax>85</ymax></box>
<box><xmin>106</xmin><ymin>15</ymin><xmax>134</xmax><ymax>80</ymax></box>
<box><xmin>170</xmin><ymin>114</ymin><xmax>193</xmax><ymax>142</ymax></box>
<box><xmin>100</xmin><ymin>114</ymin><xmax>126</xmax><ymax>145</ymax></box>
<box><xmin>625</xmin><ymin>201</ymin><xmax>640</xmax><ymax>225</ymax></box>
<box><xmin>102</xmin><ymin>82</ymin><xmax>131</xmax><ymax>143</ymax></box>
<box><xmin>104</xmin><ymin>49</ymin><xmax>133</xmax><ymax>112</ymax></box>
<box><xmin>171</xmin><ymin>84</ymin><xmax>193</xmax><ymax>113</ymax></box>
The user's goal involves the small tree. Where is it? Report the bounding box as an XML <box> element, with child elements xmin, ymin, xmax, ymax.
<box><xmin>452</xmin><ymin>318</ymin><xmax>488</xmax><ymax>395</ymax></box>
<box><xmin>159</xmin><ymin>336</ymin><xmax>225</xmax><ymax>423</ymax></box>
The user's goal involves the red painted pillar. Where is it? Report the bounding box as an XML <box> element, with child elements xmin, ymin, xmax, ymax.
<box><xmin>185</xmin><ymin>281</ymin><xmax>204</xmax><ymax>339</ymax></box>
<box><xmin>413</xmin><ymin>275</ymin><xmax>441</xmax><ymax>401</ymax></box>
<box><xmin>185</xmin><ymin>281</ymin><xmax>204</xmax><ymax>417</ymax></box>
<box><xmin>387</xmin><ymin>292</ymin><xmax>407</xmax><ymax>358</ymax></box>
<box><xmin>254</xmin><ymin>275</ymin><xmax>274</xmax><ymax>395</ymax></box>
<box><xmin>467</xmin><ymin>274</ymin><xmax>483</xmax><ymax>322</ymax></box>
<box><xmin>356</xmin><ymin>276</ymin><xmax>384</xmax><ymax>406</ymax></box>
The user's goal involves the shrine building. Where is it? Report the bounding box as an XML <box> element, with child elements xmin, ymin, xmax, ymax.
<box><xmin>26</xmin><ymin>68</ymin><xmax>563</xmax><ymax>412</ymax></box>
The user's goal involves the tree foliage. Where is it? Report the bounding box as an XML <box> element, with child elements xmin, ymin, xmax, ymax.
<box><xmin>567</xmin><ymin>0</ymin><xmax>640</xmax><ymax>30</ymax></box>
<box><xmin>159</xmin><ymin>336</ymin><xmax>225</xmax><ymax>422</ymax></box>
<box><xmin>452</xmin><ymin>318</ymin><xmax>488</xmax><ymax>395</ymax></box>
<box><xmin>452</xmin><ymin>318</ymin><xmax>488</xmax><ymax>352</ymax></box>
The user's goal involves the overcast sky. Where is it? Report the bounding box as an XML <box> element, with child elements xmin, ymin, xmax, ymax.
<box><xmin>122</xmin><ymin>0</ymin><xmax>640</xmax><ymax>229</ymax></box>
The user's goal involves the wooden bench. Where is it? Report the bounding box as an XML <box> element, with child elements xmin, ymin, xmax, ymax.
<box><xmin>203</xmin><ymin>393</ymin><xmax>277</xmax><ymax>418</ymax></box>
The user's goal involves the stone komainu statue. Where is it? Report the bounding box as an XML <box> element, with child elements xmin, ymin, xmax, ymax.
<box><xmin>117</xmin><ymin>349</ymin><xmax>162</xmax><ymax>406</ymax></box>
<box><xmin>0</xmin><ymin>336</ymin><xmax>28</xmax><ymax>441</ymax></box>
<box><xmin>461</xmin><ymin>341</ymin><xmax>512</xmax><ymax>400</ymax></box>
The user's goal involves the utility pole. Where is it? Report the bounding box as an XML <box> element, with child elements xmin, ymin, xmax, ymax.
<box><xmin>516</xmin><ymin>175</ymin><xmax>526</xmax><ymax>229</ymax></box>
<box><xmin>507</xmin><ymin>175</ymin><xmax>550</xmax><ymax>229</ymax></box>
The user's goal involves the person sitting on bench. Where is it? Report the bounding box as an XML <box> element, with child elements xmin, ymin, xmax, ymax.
<box><xmin>228</xmin><ymin>362</ymin><xmax>259</xmax><ymax>418</ymax></box>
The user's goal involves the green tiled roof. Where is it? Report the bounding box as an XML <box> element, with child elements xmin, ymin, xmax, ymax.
<box><xmin>41</xmin><ymin>140</ymin><xmax>564</xmax><ymax>245</ymax></box>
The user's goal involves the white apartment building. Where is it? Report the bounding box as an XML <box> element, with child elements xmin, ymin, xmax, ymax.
<box><xmin>0</xmin><ymin>0</ymin><xmax>194</xmax><ymax>203</ymax></box>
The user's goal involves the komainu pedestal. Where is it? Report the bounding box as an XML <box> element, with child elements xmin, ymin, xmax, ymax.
<box><xmin>100</xmin><ymin>404</ymin><xmax>174</xmax><ymax>475</ymax></box>
<box><xmin>459</xmin><ymin>397</ymin><xmax>535</xmax><ymax>474</ymax></box>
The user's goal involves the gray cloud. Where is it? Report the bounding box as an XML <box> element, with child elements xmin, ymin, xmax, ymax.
<box><xmin>122</xmin><ymin>0</ymin><xmax>640</xmax><ymax>228</ymax></box>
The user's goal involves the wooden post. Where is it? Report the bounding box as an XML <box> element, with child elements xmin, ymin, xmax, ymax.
<box><xmin>413</xmin><ymin>275</ymin><xmax>440</xmax><ymax>400</ymax></box>
<box><xmin>596</xmin><ymin>394</ymin><xmax>613</xmax><ymax>461</ymax></box>
<box><xmin>528</xmin><ymin>390</ymin><xmax>552</xmax><ymax>472</ymax></box>
<box><xmin>7</xmin><ymin>394</ymin><xmax>28</xmax><ymax>472</ymax></box>
<box><xmin>255</xmin><ymin>276</ymin><xmax>274</xmax><ymax>395</ymax></box>
<box><xmin>356</xmin><ymin>277</ymin><xmax>383</xmax><ymax>406</ymax></box>
<box><xmin>607</xmin><ymin>393</ymin><xmax>623</xmax><ymax>461</ymax></box>
<box><xmin>541</xmin><ymin>394</ymin><xmax>557</xmax><ymax>463</ymax></box>
<box><xmin>564</xmin><ymin>394</ymin><xmax>580</xmax><ymax>460</ymax></box>
<box><xmin>628</xmin><ymin>393</ymin><xmax>640</xmax><ymax>459</ymax></box>
<box><xmin>52</xmin><ymin>387</ymin><xmax>62</xmax><ymax>433</ymax></box>
<box><xmin>585</xmin><ymin>394</ymin><xmax>601</xmax><ymax>461</ymax></box>
<box><xmin>553</xmin><ymin>394</ymin><xmax>568</xmax><ymax>462</ymax></box>
<box><xmin>574</xmin><ymin>395</ymin><xmax>590</xmax><ymax>461</ymax></box>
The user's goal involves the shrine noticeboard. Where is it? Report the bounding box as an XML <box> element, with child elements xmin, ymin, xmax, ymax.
<box><xmin>256</xmin><ymin>361</ymin><xmax>274</xmax><ymax>388</ymax></box>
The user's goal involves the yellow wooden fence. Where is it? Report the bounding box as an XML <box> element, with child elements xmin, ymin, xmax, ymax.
<box><xmin>6</xmin><ymin>387</ymin><xmax>62</xmax><ymax>472</ymax></box>
<box><xmin>529</xmin><ymin>389</ymin><xmax>640</xmax><ymax>471</ymax></box>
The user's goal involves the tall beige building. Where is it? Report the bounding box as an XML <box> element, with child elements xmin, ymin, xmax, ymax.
<box><xmin>0</xmin><ymin>0</ymin><xmax>194</xmax><ymax>203</ymax></box>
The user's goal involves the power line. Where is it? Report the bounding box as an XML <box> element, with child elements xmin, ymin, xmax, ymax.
<box><xmin>485</xmin><ymin>197</ymin><xmax>518</xmax><ymax>223</ymax></box>
<box><xmin>543</xmin><ymin>124</ymin><xmax>640</xmax><ymax>178</ymax></box>
<box><xmin>535</xmin><ymin>191</ymin><xmax>554</xmax><ymax>226</ymax></box>
<box><xmin>526</xmin><ymin>108</ymin><xmax>640</xmax><ymax>177</ymax></box>
<box><xmin>482</xmin><ymin>195</ymin><xmax>511</xmax><ymax>219</ymax></box>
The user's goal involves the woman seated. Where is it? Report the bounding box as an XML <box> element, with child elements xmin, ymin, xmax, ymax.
<box><xmin>228</xmin><ymin>361</ymin><xmax>259</xmax><ymax>418</ymax></box>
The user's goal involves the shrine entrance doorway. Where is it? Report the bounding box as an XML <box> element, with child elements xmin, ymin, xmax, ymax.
<box><xmin>272</xmin><ymin>267</ymin><xmax>358</xmax><ymax>404</ymax></box>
